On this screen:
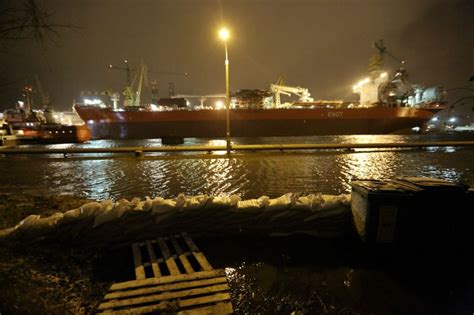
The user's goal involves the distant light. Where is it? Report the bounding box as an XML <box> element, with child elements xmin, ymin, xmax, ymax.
<box><xmin>87</xmin><ymin>120</ymin><xmax>94</xmax><ymax>124</ymax></box>
<box><xmin>352</xmin><ymin>77</ymin><xmax>371</xmax><ymax>92</ymax></box>
<box><xmin>430</xmin><ymin>117</ymin><xmax>439</xmax><ymax>122</ymax></box>
<box><xmin>186</xmin><ymin>100</ymin><xmax>191</xmax><ymax>106</ymax></box>
<box><xmin>218</xmin><ymin>27</ymin><xmax>230</xmax><ymax>41</ymax></box>
<box><xmin>411</xmin><ymin>126</ymin><xmax>420</xmax><ymax>132</ymax></box>
<box><xmin>389</xmin><ymin>92</ymin><xmax>396</xmax><ymax>96</ymax></box>
<box><xmin>84</xmin><ymin>98</ymin><xmax>102</xmax><ymax>105</ymax></box>
<box><xmin>215</xmin><ymin>100</ymin><xmax>225</xmax><ymax>109</ymax></box>
<box><xmin>448</xmin><ymin>117</ymin><xmax>456</xmax><ymax>123</ymax></box>
<box><xmin>380</xmin><ymin>72</ymin><xmax>388</xmax><ymax>78</ymax></box>
<box><xmin>150</xmin><ymin>104</ymin><xmax>159</xmax><ymax>111</ymax></box>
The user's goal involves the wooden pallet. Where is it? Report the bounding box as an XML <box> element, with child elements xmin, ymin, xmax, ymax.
<box><xmin>131</xmin><ymin>233</ymin><xmax>214</xmax><ymax>280</ymax></box>
<box><xmin>97</xmin><ymin>233</ymin><xmax>233</xmax><ymax>314</ymax></box>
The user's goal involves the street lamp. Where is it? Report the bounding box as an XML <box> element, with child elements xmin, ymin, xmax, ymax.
<box><xmin>218</xmin><ymin>27</ymin><xmax>231</xmax><ymax>153</ymax></box>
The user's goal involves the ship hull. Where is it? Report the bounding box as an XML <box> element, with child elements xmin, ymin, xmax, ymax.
<box><xmin>37</xmin><ymin>124</ymin><xmax>91</xmax><ymax>144</ymax></box>
<box><xmin>74</xmin><ymin>106</ymin><xmax>434</xmax><ymax>140</ymax></box>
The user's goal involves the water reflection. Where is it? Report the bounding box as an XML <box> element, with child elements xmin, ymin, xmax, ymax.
<box><xmin>336</xmin><ymin>150</ymin><xmax>400</xmax><ymax>191</ymax></box>
<box><xmin>335</xmin><ymin>134</ymin><xmax>407</xmax><ymax>144</ymax></box>
<box><xmin>2</xmin><ymin>135</ymin><xmax>473</xmax><ymax>200</ymax></box>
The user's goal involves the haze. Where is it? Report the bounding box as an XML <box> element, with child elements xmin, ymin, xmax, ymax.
<box><xmin>0</xmin><ymin>0</ymin><xmax>472</xmax><ymax>112</ymax></box>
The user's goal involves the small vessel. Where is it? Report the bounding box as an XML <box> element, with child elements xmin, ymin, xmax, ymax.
<box><xmin>3</xmin><ymin>85</ymin><xmax>90</xmax><ymax>144</ymax></box>
<box><xmin>0</xmin><ymin>116</ymin><xmax>17</xmax><ymax>146</ymax></box>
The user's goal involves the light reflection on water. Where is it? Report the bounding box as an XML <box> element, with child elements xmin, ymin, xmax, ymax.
<box><xmin>1</xmin><ymin>135</ymin><xmax>473</xmax><ymax>200</ymax></box>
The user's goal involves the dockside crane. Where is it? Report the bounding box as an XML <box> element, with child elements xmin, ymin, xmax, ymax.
<box><xmin>370</xmin><ymin>39</ymin><xmax>405</xmax><ymax>72</ymax></box>
<box><xmin>270</xmin><ymin>83</ymin><xmax>314</xmax><ymax>108</ymax></box>
<box><xmin>108</xmin><ymin>60</ymin><xmax>188</xmax><ymax>106</ymax></box>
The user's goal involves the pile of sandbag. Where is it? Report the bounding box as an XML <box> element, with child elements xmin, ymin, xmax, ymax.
<box><xmin>0</xmin><ymin>193</ymin><xmax>351</xmax><ymax>246</ymax></box>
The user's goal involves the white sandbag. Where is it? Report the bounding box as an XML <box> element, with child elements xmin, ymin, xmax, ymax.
<box><xmin>151</xmin><ymin>198</ymin><xmax>176</xmax><ymax>215</ymax></box>
<box><xmin>93</xmin><ymin>199</ymin><xmax>130</xmax><ymax>228</ymax></box>
<box><xmin>265</xmin><ymin>193</ymin><xmax>295</xmax><ymax>212</ymax></box>
<box><xmin>206</xmin><ymin>195</ymin><xmax>241</xmax><ymax>209</ymax></box>
<box><xmin>175</xmin><ymin>193</ymin><xmax>186</xmax><ymax>208</ymax></box>
<box><xmin>0</xmin><ymin>227</ymin><xmax>16</xmax><ymax>238</ymax></box>
<box><xmin>61</xmin><ymin>208</ymin><xmax>81</xmax><ymax>223</ymax></box>
<box><xmin>308</xmin><ymin>193</ymin><xmax>325</xmax><ymax>211</ymax></box>
<box><xmin>236</xmin><ymin>198</ymin><xmax>264</xmax><ymax>213</ymax></box>
<box><xmin>99</xmin><ymin>200</ymin><xmax>114</xmax><ymax>213</ymax></box>
<box><xmin>292</xmin><ymin>195</ymin><xmax>315</xmax><ymax>211</ymax></box>
<box><xmin>130</xmin><ymin>201</ymin><xmax>145</xmax><ymax>211</ymax></box>
<box><xmin>80</xmin><ymin>201</ymin><xmax>102</xmax><ymax>217</ymax></box>
<box><xmin>321</xmin><ymin>194</ymin><xmax>350</xmax><ymax>210</ymax></box>
<box><xmin>15</xmin><ymin>214</ymin><xmax>41</xmax><ymax>231</ymax></box>
<box><xmin>258</xmin><ymin>196</ymin><xmax>270</xmax><ymax>207</ymax></box>
<box><xmin>16</xmin><ymin>213</ymin><xmax>63</xmax><ymax>233</ymax></box>
<box><xmin>142</xmin><ymin>196</ymin><xmax>153</xmax><ymax>212</ymax></box>
<box><xmin>304</xmin><ymin>194</ymin><xmax>351</xmax><ymax>221</ymax></box>
<box><xmin>181</xmin><ymin>195</ymin><xmax>209</xmax><ymax>211</ymax></box>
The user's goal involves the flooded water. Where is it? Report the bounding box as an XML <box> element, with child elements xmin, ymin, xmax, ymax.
<box><xmin>1</xmin><ymin>134</ymin><xmax>473</xmax><ymax>200</ymax></box>
<box><xmin>2</xmin><ymin>133</ymin><xmax>474</xmax><ymax>314</ymax></box>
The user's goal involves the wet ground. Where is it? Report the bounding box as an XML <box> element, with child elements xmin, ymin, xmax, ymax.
<box><xmin>1</xmin><ymin>194</ymin><xmax>474</xmax><ymax>314</ymax></box>
<box><xmin>94</xmin><ymin>234</ymin><xmax>474</xmax><ymax>315</ymax></box>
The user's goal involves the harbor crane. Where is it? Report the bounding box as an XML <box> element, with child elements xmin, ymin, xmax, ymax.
<box><xmin>270</xmin><ymin>83</ymin><xmax>314</xmax><ymax>108</ymax></box>
<box><xmin>370</xmin><ymin>39</ymin><xmax>405</xmax><ymax>72</ymax></box>
<box><xmin>108</xmin><ymin>60</ymin><xmax>189</xmax><ymax>107</ymax></box>
<box><xmin>108</xmin><ymin>60</ymin><xmax>189</xmax><ymax>84</ymax></box>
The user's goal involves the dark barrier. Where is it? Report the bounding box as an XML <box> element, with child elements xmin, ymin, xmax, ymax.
<box><xmin>351</xmin><ymin>177</ymin><xmax>471</xmax><ymax>250</ymax></box>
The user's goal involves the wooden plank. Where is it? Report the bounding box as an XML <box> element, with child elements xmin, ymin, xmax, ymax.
<box><xmin>179</xmin><ymin>292</ymin><xmax>231</xmax><ymax>308</ymax></box>
<box><xmin>146</xmin><ymin>240</ymin><xmax>161</xmax><ymax>277</ymax></box>
<box><xmin>110</xmin><ymin>269</ymin><xmax>226</xmax><ymax>291</ymax></box>
<box><xmin>98</xmin><ymin>283</ymin><xmax>229</xmax><ymax>310</ymax></box>
<box><xmin>181</xmin><ymin>233</ymin><xmax>213</xmax><ymax>271</ymax></box>
<box><xmin>143</xmin><ymin>254</ymin><xmax>184</xmax><ymax>266</ymax></box>
<box><xmin>177</xmin><ymin>302</ymin><xmax>233</xmax><ymax>315</ymax></box>
<box><xmin>170</xmin><ymin>234</ymin><xmax>194</xmax><ymax>273</ymax></box>
<box><xmin>98</xmin><ymin>292</ymin><xmax>231</xmax><ymax>315</ymax></box>
<box><xmin>104</xmin><ymin>277</ymin><xmax>228</xmax><ymax>300</ymax></box>
<box><xmin>132</xmin><ymin>243</ymin><xmax>146</xmax><ymax>280</ymax></box>
<box><xmin>157</xmin><ymin>237</ymin><xmax>180</xmax><ymax>275</ymax></box>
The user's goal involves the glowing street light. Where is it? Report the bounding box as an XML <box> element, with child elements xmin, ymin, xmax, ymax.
<box><xmin>218</xmin><ymin>27</ymin><xmax>231</xmax><ymax>153</ymax></box>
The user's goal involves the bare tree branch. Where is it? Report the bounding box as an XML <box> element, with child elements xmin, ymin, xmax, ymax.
<box><xmin>0</xmin><ymin>0</ymin><xmax>79</xmax><ymax>46</ymax></box>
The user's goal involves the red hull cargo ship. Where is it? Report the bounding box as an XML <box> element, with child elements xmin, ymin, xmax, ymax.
<box><xmin>74</xmin><ymin>68</ymin><xmax>445</xmax><ymax>142</ymax></box>
<box><xmin>74</xmin><ymin>105</ymin><xmax>436</xmax><ymax>140</ymax></box>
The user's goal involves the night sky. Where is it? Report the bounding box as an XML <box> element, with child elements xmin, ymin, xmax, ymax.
<box><xmin>1</xmin><ymin>0</ymin><xmax>473</xmax><ymax>117</ymax></box>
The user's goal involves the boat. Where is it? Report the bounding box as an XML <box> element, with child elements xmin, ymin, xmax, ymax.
<box><xmin>74</xmin><ymin>69</ymin><xmax>445</xmax><ymax>142</ymax></box>
<box><xmin>74</xmin><ymin>105</ymin><xmax>437</xmax><ymax>140</ymax></box>
<box><xmin>3</xmin><ymin>85</ymin><xmax>90</xmax><ymax>144</ymax></box>
<box><xmin>74</xmin><ymin>45</ymin><xmax>446</xmax><ymax>142</ymax></box>
<box><xmin>4</xmin><ymin>108</ymin><xmax>91</xmax><ymax>144</ymax></box>
<box><xmin>0</xmin><ymin>116</ymin><xmax>18</xmax><ymax>146</ymax></box>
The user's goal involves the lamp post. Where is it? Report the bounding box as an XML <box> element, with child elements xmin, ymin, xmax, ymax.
<box><xmin>219</xmin><ymin>27</ymin><xmax>231</xmax><ymax>153</ymax></box>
